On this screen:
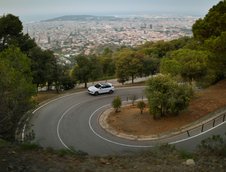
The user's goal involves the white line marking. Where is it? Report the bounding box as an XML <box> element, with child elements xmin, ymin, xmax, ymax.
<box><xmin>56</xmin><ymin>102</ymin><xmax>83</xmax><ymax>150</ymax></box>
<box><xmin>22</xmin><ymin>123</ymin><xmax>26</xmax><ymax>141</ymax></box>
<box><xmin>89</xmin><ymin>104</ymin><xmax>226</xmax><ymax>148</ymax></box>
<box><xmin>32</xmin><ymin>91</ymin><xmax>86</xmax><ymax>114</ymax></box>
<box><xmin>31</xmin><ymin>88</ymin><xmax>226</xmax><ymax>151</ymax></box>
<box><xmin>89</xmin><ymin>104</ymin><xmax>154</xmax><ymax>148</ymax></box>
<box><xmin>169</xmin><ymin>121</ymin><xmax>226</xmax><ymax>145</ymax></box>
<box><xmin>21</xmin><ymin>91</ymin><xmax>86</xmax><ymax>142</ymax></box>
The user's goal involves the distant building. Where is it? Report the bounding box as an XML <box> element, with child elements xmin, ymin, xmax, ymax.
<box><xmin>140</xmin><ymin>23</ymin><xmax>146</xmax><ymax>29</ymax></box>
<box><xmin>150</xmin><ymin>24</ymin><xmax>153</xmax><ymax>29</ymax></box>
<box><xmin>47</xmin><ymin>36</ymin><xmax>51</xmax><ymax>44</ymax></box>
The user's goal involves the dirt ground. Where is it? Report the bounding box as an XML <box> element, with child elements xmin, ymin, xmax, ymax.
<box><xmin>107</xmin><ymin>80</ymin><xmax>226</xmax><ymax>136</ymax></box>
<box><xmin>1</xmin><ymin>141</ymin><xmax>226</xmax><ymax>172</ymax></box>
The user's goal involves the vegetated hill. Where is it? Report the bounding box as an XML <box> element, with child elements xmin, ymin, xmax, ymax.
<box><xmin>0</xmin><ymin>138</ymin><xmax>225</xmax><ymax>172</ymax></box>
<box><xmin>43</xmin><ymin>15</ymin><xmax>121</xmax><ymax>22</ymax></box>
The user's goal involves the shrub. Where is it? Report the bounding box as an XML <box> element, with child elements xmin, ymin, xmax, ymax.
<box><xmin>145</xmin><ymin>75</ymin><xmax>193</xmax><ymax>119</ymax></box>
<box><xmin>20</xmin><ymin>142</ymin><xmax>41</xmax><ymax>150</ymax></box>
<box><xmin>137</xmin><ymin>101</ymin><xmax>146</xmax><ymax>114</ymax></box>
<box><xmin>198</xmin><ymin>135</ymin><xmax>226</xmax><ymax>156</ymax></box>
<box><xmin>112</xmin><ymin>96</ymin><xmax>122</xmax><ymax>113</ymax></box>
<box><xmin>56</xmin><ymin>149</ymin><xmax>75</xmax><ymax>157</ymax></box>
<box><xmin>178</xmin><ymin>149</ymin><xmax>193</xmax><ymax>159</ymax></box>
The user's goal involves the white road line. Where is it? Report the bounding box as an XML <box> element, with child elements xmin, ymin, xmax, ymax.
<box><xmin>89</xmin><ymin>104</ymin><xmax>154</xmax><ymax>148</ymax></box>
<box><xmin>32</xmin><ymin>91</ymin><xmax>86</xmax><ymax>114</ymax></box>
<box><xmin>56</xmin><ymin>102</ymin><xmax>83</xmax><ymax>150</ymax></box>
<box><xmin>21</xmin><ymin>123</ymin><xmax>26</xmax><ymax>141</ymax></box>
<box><xmin>21</xmin><ymin>91</ymin><xmax>86</xmax><ymax>141</ymax></box>
<box><xmin>169</xmin><ymin>121</ymin><xmax>226</xmax><ymax>145</ymax></box>
<box><xmin>31</xmin><ymin>87</ymin><xmax>226</xmax><ymax>151</ymax></box>
<box><xmin>89</xmin><ymin>104</ymin><xmax>226</xmax><ymax>148</ymax></box>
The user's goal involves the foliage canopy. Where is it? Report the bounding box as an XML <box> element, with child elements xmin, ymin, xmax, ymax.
<box><xmin>145</xmin><ymin>75</ymin><xmax>193</xmax><ymax>119</ymax></box>
<box><xmin>0</xmin><ymin>47</ymin><xmax>36</xmax><ymax>140</ymax></box>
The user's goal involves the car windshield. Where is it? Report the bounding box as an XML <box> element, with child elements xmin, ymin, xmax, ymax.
<box><xmin>94</xmin><ymin>84</ymin><xmax>101</xmax><ymax>88</ymax></box>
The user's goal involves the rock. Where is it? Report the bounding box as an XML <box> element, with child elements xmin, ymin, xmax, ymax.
<box><xmin>185</xmin><ymin>159</ymin><xmax>195</xmax><ymax>166</ymax></box>
<box><xmin>7</xmin><ymin>164</ymin><xmax>14</xmax><ymax>170</ymax></box>
<box><xmin>11</xmin><ymin>151</ymin><xmax>16</xmax><ymax>154</ymax></box>
<box><xmin>100</xmin><ymin>158</ymin><xmax>110</xmax><ymax>165</ymax></box>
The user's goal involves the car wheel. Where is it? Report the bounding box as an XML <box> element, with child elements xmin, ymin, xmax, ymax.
<box><xmin>94</xmin><ymin>92</ymin><xmax>99</xmax><ymax>96</ymax></box>
<box><xmin>109</xmin><ymin>90</ymin><xmax>113</xmax><ymax>94</ymax></box>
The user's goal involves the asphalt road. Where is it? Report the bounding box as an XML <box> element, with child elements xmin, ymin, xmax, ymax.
<box><xmin>31</xmin><ymin>87</ymin><xmax>226</xmax><ymax>155</ymax></box>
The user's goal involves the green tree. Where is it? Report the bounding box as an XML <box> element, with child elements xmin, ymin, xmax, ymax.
<box><xmin>192</xmin><ymin>1</ymin><xmax>226</xmax><ymax>80</ymax></box>
<box><xmin>112</xmin><ymin>96</ymin><xmax>122</xmax><ymax>113</ymax></box>
<box><xmin>29</xmin><ymin>47</ymin><xmax>46</xmax><ymax>88</ymax></box>
<box><xmin>98</xmin><ymin>47</ymin><xmax>115</xmax><ymax>78</ymax></box>
<box><xmin>0</xmin><ymin>14</ymin><xmax>22</xmax><ymax>50</ymax></box>
<box><xmin>192</xmin><ymin>1</ymin><xmax>226</xmax><ymax>42</ymax></box>
<box><xmin>137</xmin><ymin>101</ymin><xmax>146</xmax><ymax>114</ymax></box>
<box><xmin>160</xmin><ymin>58</ymin><xmax>181</xmax><ymax>77</ymax></box>
<box><xmin>145</xmin><ymin>75</ymin><xmax>192</xmax><ymax>119</ymax></box>
<box><xmin>89</xmin><ymin>55</ymin><xmax>103</xmax><ymax>81</ymax></box>
<box><xmin>29</xmin><ymin>47</ymin><xmax>57</xmax><ymax>89</ymax></box>
<box><xmin>54</xmin><ymin>64</ymin><xmax>75</xmax><ymax>91</ymax></box>
<box><xmin>141</xmin><ymin>56</ymin><xmax>160</xmax><ymax>76</ymax></box>
<box><xmin>0</xmin><ymin>14</ymin><xmax>36</xmax><ymax>53</ymax></box>
<box><xmin>204</xmin><ymin>32</ymin><xmax>226</xmax><ymax>80</ymax></box>
<box><xmin>138</xmin><ymin>37</ymin><xmax>191</xmax><ymax>59</ymax></box>
<box><xmin>0</xmin><ymin>47</ymin><xmax>35</xmax><ymax>140</ymax></box>
<box><xmin>72</xmin><ymin>55</ymin><xmax>102</xmax><ymax>88</ymax></box>
<box><xmin>72</xmin><ymin>55</ymin><xmax>90</xmax><ymax>88</ymax></box>
<box><xmin>160</xmin><ymin>49</ymin><xmax>209</xmax><ymax>84</ymax></box>
<box><xmin>115</xmin><ymin>49</ymin><xmax>143</xmax><ymax>84</ymax></box>
<box><xmin>44</xmin><ymin>50</ymin><xmax>58</xmax><ymax>90</ymax></box>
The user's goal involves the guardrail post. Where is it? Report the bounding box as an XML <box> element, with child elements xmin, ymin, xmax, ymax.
<box><xmin>187</xmin><ymin>131</ymin><xmax>190</xmax><ymax>137</ymax></box>
<box><xmin>213</xmin><ymin>119</ymin><xmax>215</xmax><ymax>127</ymax></box>
<box><xmin>142</xmin><ymin>96</ymin><xmax>143</xmax><ymax>100</ymax></box>
<box><xmin>223</xmin><ymin>114</ymin><xmax>226</xmax><ymax>122</ymax></box>
<box><xmin>201</xmin><ymin>124</ymin><xmax>204</xmax><ymax>132</ymax></box>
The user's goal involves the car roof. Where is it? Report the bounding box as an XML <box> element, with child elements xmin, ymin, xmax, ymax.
<box><xmin>99</xmin><ymin>83</ymin><xmax>112</xmax><ymax>86</ymax></box>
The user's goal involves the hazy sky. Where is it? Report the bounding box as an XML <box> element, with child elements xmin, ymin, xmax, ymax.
<box><xmin>0</xmin><ymin>0</ymin><xmax>221</xmax><ymax>21</ymax></box>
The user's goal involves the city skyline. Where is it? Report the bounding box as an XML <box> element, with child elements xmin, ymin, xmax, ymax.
<box><xmin>0</xmin><ymin>0</ymin><xmax>221</xmax><ymax>22</ymax></box>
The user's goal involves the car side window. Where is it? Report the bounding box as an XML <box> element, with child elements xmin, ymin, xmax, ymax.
<box><xmin>95</xmin><ymin>84</ymin><xmax>101</xmax><ymax>88</ymax></box>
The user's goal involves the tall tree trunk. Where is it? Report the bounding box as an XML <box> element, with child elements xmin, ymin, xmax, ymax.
<box><xmin>47</xmin><ymin>82</ymin><xmax>51</xmax><ymax>91</ymax></box>
<box><xmin>36</xmin><ymin>83</ymin><xmax>39</xmax><ymax>92</ymax></box>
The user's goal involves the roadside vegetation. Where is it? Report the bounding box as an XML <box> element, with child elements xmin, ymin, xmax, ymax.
<box><xmin>0</xmin><ymin>1</ymin><xmax>226</xmax><ymax>171</ymax></box>
<box><xmin>0</xmin><ymin>135</ymin><xmax>226</xmax><ymax>171</ymax></box>
<box><xmin>112</xmin><ymin>96</ymin><xmax>122</xmax><ymax>113</ymax></box>
<box><xmin>136</xmin><ymin>101</ymin><xmax>146</xmax><ymax>114</ymax></box>
<box><xmin>145</xmin><ymin>75</ymin><xmax>193</xmax><ymax>119</ymax></box>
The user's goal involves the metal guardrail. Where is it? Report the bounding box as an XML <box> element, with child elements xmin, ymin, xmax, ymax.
<box><xmin>123</xmin><ymin>95</ymin><xmax>226</xmax><ymax>139</ymax></box>
<box><xmin>185</xmin><ymin>111</ymin><xmax>226</xmax><ymax>138</ymax></box>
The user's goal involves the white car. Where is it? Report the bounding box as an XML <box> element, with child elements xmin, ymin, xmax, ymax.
<box><xmin>88</xmin><ymin>83</ymin><xmax>114</xmax><ymax>95</ymax></box>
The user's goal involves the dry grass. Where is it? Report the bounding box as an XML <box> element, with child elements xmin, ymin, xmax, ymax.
<box><xmin>107</xmin><ymin>80</ymin><xmax>226</xmax><ymax>136</ymax></box>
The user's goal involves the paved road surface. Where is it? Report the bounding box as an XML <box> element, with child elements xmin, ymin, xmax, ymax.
<box><xmin>31</xmin><ymin>87</ymin><xmax>226</xmax><ymax>155</ymax></box>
